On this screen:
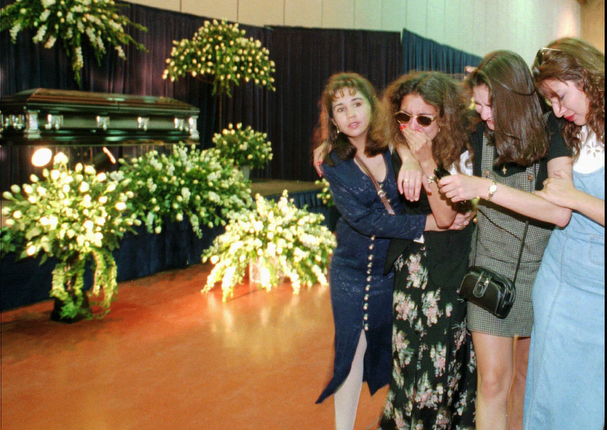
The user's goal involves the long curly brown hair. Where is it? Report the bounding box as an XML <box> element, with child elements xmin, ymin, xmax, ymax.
<box><xmin>313</xmin><ymin>72</ymin><xmax>387</xmax><ymax>166</ymax></box>
<box><xmin>532</xmin><ymin>37</ymin><xmax>605</xmax><ymax>158</ymax></box>
<box><xmin>383</xmin><ymin>71</ymin><xmax>474</xmax><ymax>172</ymax></box>
<box><xmin>467</xmin><ymin>50</ymin><xmax>549</xmax><ymax>166</ymax></box>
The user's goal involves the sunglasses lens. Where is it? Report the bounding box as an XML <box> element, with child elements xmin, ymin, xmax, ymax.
<box><xmin>395</xmin><ymin>112</ymin><xmax>411</xmax><ymax>124</ymax></box>
<box><xmin>417</xmin><ymin>116</ymin><xmax>434</xmax><ymax>127</ymax></box>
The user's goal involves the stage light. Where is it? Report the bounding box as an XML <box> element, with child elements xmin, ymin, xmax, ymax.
<box><xmin>31</xmin><ymin>148</ymin><xmax>53</xmax><ymax>167</ymax></box>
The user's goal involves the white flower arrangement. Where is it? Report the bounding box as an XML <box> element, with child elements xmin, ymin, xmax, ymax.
<box><xmin>0</xmin><ymin>0</ymin><xmax>147</xmax><ymax>86</ymax></box>
<box><xmin>0</xmin><ymin>152</ymin><xmax>139</xmax><ymax>319</ymax></box>
<box><xmin>202</xmin><ymin>191</ymin><xmax>336</xmax><ymax>301</ymax></box>
<box><xmin>212</xmin><ymin>123</ymin><xmax>273</xmax><ymax>169</ymax></box>
<box><xmin>315</xmin><ymin>178</ymin><xmax>334</xmax><ymax>207</ymax></box>
<box><xmin>162</xmin><ymin>19</ymin><xmax>276</xmax><ymax>97</ymax></box>
<box><xmin>112</xmin><ymin>143</ymin><xmax>254</xmax><ymax>238</ymax></box>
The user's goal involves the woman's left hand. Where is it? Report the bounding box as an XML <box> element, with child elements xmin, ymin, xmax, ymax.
<box><xmin>534</xmin><ymin>169</ymin><xmax>576</xmax><ymax>207</ymax></box>
<box><xmin>448</xmin><ymin>210</ymin><xmax>476</xmax><ymax>230</ymax></box>
<box><xmin>438</xmin><ymin>174</ymin><xmax>484</xmax><ymax>203</ymax></box>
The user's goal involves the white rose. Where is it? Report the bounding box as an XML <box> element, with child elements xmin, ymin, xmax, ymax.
<box><xmin>54</xmin><ymin>152</ymin><xmax>68</xmax><ymax>164</ymax></box>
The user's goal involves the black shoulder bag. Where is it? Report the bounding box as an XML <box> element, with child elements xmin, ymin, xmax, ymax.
<box><xmin>457</xmin><ymin>220</ymin><xmax>528</xmax><ymax>319</ymax></box>
<box><xmin>458</xmin><ymin>155</ymin><xmax>536</xmax><ymax>319</ymax></box>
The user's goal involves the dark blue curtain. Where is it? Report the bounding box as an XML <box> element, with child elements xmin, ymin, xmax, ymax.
<box><xmin>402</xmin><ymin>28</ymin><xmax>482</xmax><ymax>76</ymax></box>
<box><xmin>268</xmin><ymin>26</ymin><xmax>402</xmax><ymax>182</ymax></box>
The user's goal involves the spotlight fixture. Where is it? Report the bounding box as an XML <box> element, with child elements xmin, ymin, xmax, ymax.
<box><xmin>31</xmin><ymin>147</ymin><xmax>53</xmax><ymax>167</ymax></box>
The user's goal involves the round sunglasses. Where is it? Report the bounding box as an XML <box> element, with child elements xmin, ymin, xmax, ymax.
<box><xmin>394</xmin><ymin>111</ymin><xmax>437</xmax><ymax>128</ymax></box>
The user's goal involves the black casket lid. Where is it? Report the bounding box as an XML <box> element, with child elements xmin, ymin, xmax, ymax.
<box><xmin>0</xmin><ymin>88</ymin><xmax>199</xmax><ymax>116</ymax></box>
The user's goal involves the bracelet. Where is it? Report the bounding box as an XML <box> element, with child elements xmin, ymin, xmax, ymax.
<box><xmin>426</xmin><ymin>175</ymin><xmax>438</xmax><ymax>184</ymax></box>
<box><xmin>487</xmin><ymin>180</ymin><xmax>498</xmax><ymax>201</ymax></box>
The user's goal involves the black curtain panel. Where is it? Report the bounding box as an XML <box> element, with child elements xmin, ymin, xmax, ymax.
<box><xmin>267</xmin><ymin>26</ymin><xmax>402</xmax><ymax>182</ymax></box>
<box><xmin>402</xmin><ymin>28</ymin><xmax>482</xmax><ymax>76</ymax></box>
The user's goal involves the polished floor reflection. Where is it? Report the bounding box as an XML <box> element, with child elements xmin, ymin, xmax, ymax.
<box><xmin>1</xmin><ymin>263</ymin><xmax>387</xmax><ymax>430</ymax></box>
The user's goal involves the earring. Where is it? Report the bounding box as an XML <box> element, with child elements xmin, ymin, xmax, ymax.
<box><xmin>336</xmin><ymin>128</ymin><xmax>340</xmax><ymax>134</ymax></box>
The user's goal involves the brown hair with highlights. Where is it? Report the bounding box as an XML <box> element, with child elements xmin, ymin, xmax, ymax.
<box><xmin>467</xmin><ymin>50</ymin><xmax>549</xmax><ymax>166</ymax></box>
<box><xmin>384</xmin><ymin>71</ymin><xmax>474</xmax><ymax>172</ymax></box>
<box><xmin>533</xmin><ymin>37</ymin><xmax>605</xmax><ymax>157</ymax></box>
<box><xmin>313</xmin><ymin>73</ymin><xmax>387</xmax><ymax>166</ymax></box>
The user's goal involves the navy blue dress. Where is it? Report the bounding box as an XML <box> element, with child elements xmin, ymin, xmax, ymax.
<box><xmin>316</xmin><ymin>149</ymin><xmax>426</xmax><ymax>403</ymax></box>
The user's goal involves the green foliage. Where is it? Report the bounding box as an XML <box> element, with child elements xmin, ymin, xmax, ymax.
<box><xmin>162</xmin><ymin>19</ymin><xmax>275</xmax><ymax>96</ymax></box>
<box><xmin>315</xmin><ymin>178</ymin><xmax>334</xmax><ymax>207</ymax></box>
<box><xmin>212</xmin><ymin>123</ymin><xmax>273</xmax><ymax>169</ymax></box>
<box><xmin>0</xmin><ymin>0</ymin><xmax>147</xmax><ymax>86</ymax></box>
<box><xmin>1</xmin><ymin>152</ymin><xmax>138</xmax><ymax>318</ymax></box>
<box><xmin>202</xmin><ymin>191</ymin><xmax>336</xmax><ymax>301</ymax></box>
<box><xmin>112</xmin><ymin>143</ymin><xmax>254</xmax><ymax>238</ymax></box>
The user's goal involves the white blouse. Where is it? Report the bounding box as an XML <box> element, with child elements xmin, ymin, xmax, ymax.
<box><xmin>575</xmin><ymin>126</ymin><xmax>604</xmax><ymax>174</ymax></box>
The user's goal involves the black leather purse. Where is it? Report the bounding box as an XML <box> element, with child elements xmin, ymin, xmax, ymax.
<box><xmin>458</xmin><ymin>220</ymin><xmax>529</xmax><ymax>319</ymax></box>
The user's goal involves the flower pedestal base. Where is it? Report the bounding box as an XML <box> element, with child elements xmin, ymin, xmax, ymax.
<box><xmin>50</xmin><ymin>294</ymin><xmax>91</xmax><ymax>324</ymax></box>
<box><xmin>240</xmin><ymin>165</ymin><xmax>251</xmax><ymax>181</ymax></box>
<box><xmin>248</xmin><ymin>258</ymin><xmax>284</xmax><ymax>292</ymax></box>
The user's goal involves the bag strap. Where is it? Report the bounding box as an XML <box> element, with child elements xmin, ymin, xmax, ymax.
<box><xmin>354</xmin><ymin>154</ymin><xmax>395</xmax><ymax>215</ymax></box>
<box><xmin>472</xmin><ymin>144</ymin><xmax>536</xmax><ymax>284</ymax></box>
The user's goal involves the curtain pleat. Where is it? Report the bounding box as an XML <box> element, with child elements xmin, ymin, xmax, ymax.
<box><xmin>402</xmin><ymin>28</ymin><xmax>482</xmax><ymax>76</ymax></box>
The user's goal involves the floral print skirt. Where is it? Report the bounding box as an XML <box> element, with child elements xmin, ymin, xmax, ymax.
<box><xmin>379</xmin><ymin>246</ymin><xmax>477</xmax><ymax>430</ymax></box>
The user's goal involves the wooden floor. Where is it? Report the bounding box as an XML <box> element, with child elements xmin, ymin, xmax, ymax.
<box><xmin>1</xmin><ymin>263</ymin><xmax>387</xmax><ymax>430</ymax></box>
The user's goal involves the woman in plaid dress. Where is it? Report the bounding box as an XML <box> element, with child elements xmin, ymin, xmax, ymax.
<box><xmin>438</xmin><ymin>51</ymin><xmax>572</xmax><ymax>430</ymax></box>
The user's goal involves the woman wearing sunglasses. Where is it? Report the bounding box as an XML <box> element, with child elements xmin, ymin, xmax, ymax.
<box><xmin>436</xmin><ymin>51</ymin><xmax>573</xmax><ymax>430</ymax></box>
<box><xmin>378</xmin><ymin>71</ymin><xmax>477</xmax><ymax>430</ymax></box>
<box><xmin>313</xmin><ymin>73</ymin><xmax>454</xmax><ymax>430</ymax></box>
<box><xmin>523</xmin><ymin>38</ymin><xmax>604</xmax><ymax>430</ymax></box>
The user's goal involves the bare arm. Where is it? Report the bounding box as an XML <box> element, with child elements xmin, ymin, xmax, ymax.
<box><xmin>438</xmin><ymin>156</ymin><xmax>573</xmax><ymax>227</ymax></box>
<box><xmin>535</xmin><ymin>169</ymin><xmax>604</xmax><ymax>226</ymax></box>
<box><xmin>394</xmin><ymin>144</ymin><xmax>423</xmax><ymax>201</ymax></box>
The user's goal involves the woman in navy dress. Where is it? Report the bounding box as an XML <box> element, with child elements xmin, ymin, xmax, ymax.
<box><xmin>313</xmin><ymin>73</ymin><xmax>451</xmax><ymax>430</ymax></box>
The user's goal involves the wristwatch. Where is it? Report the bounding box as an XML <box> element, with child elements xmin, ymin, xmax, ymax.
<box><xmin>487</xmin><ymin>180</ymin><xmax>498</xmax><ymax>201</ymax></box>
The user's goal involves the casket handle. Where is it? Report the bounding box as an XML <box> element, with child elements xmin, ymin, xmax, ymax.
<box><xmin>96</xmin><ymin>116</ymin><xmax>110</xmax><ymax>131</ymax></box>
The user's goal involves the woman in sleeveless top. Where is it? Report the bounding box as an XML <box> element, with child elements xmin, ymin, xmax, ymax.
<box><xmin>437</xmin><ymin>51</ymin><xmax>572</xmax><ymax>430</ymax></box>
<box><xmin>523</xmin><ymin>38</ymin><xmax>604</xmax><ymax>430</ymax></box>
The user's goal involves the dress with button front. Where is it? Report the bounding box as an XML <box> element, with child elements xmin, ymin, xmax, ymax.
<box><xmin>316</xmin><ymin>149</ymin><xmax>426</xmax><ymax>404</ymax></box>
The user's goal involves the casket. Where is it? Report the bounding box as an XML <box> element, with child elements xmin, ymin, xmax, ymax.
<box><xmin>0</xmin><ymin>89</ymin><xmax>200</xmax><ymax>192</ymax></box>
<box><xmin>0</xmin><ymin>88</ymin><xmax>199</xmax><ymax>144</ymax></box>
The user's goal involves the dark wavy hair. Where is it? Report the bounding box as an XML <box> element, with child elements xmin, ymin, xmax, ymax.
<box><xmin>383</xmin><ymin>71</ymin><xmax>474</xmax><ymax>172</ymax></box>
<box><xmin>467</xmin><ymin>50</ymin><xmax>549</xmax><ymax>166</ymax></box>
<box><xmin>532</xmin><ymin>37</ymin><xmax>605</xmax><ymax>157</ymax></box>
<box><xmin>313</xmin><ymin>72</ymin><xmax>387</xmax><ymax>166</ymax></box>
